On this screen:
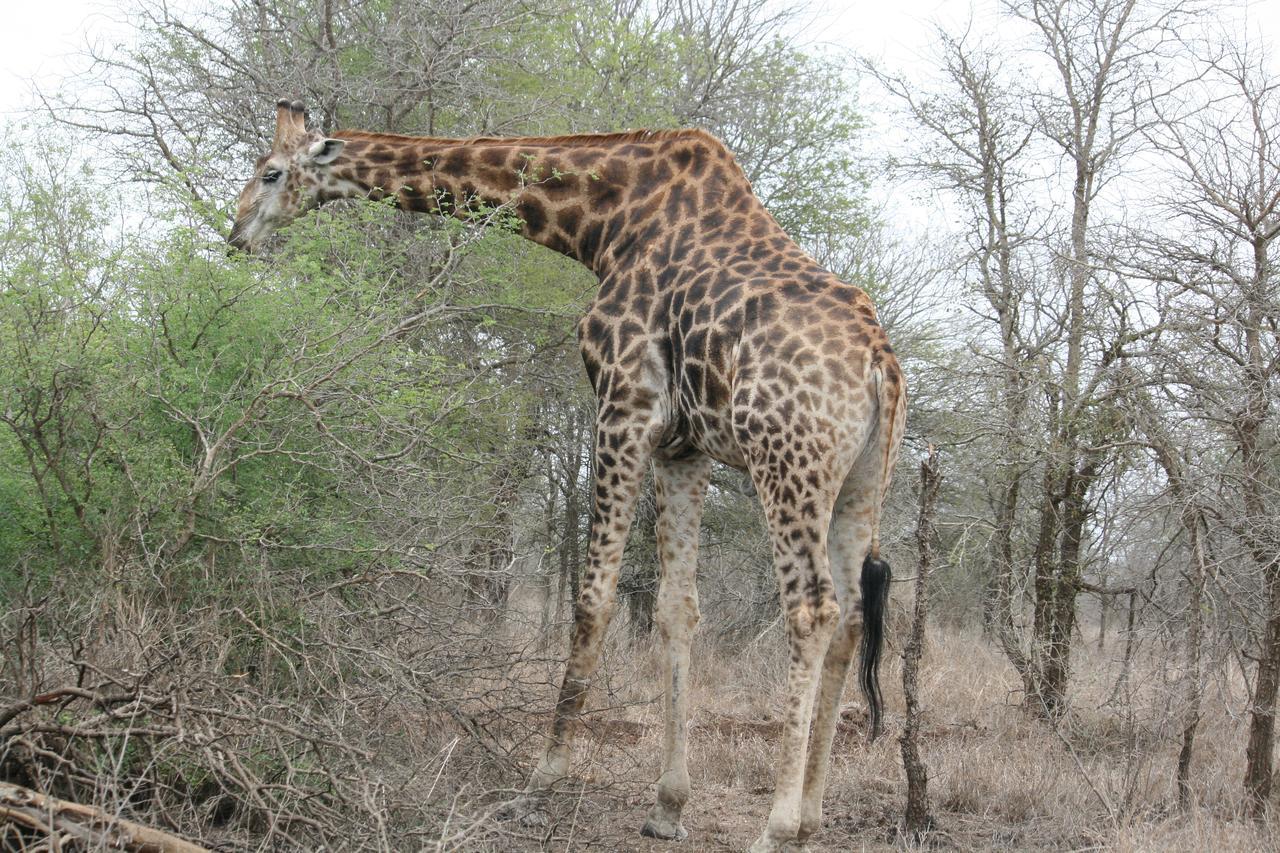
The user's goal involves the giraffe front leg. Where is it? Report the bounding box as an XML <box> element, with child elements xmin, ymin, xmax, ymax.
<box><xmin>515</xmin><ymin>412</ymin><xmax>657</xmax><ymax>816</ymax></box>
<box><xmin>640</xmin><ymin>454</ymin><xmax>711</xmax><ymax>842</ymax></box>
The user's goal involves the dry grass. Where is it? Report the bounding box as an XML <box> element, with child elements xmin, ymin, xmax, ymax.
<box><xmin>7</xmin><ymin>577</ymin><xmax>1279</xmax><ymax>851</ymax></box>
<box><xmin>476</xmin><ymin>618</ymin><xmax>1280</xmax><ymax>852</ymax></box>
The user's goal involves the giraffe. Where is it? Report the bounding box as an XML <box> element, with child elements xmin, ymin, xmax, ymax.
<box><xmin>230</xmin><ymin>99</ymin><xmax>906</xmax><ymax>853</ymax></box>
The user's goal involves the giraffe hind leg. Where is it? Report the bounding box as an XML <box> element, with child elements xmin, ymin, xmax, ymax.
<box><xmin>746</xmin><ymin>457</ymin><xmax>843</xmax><ymax>853</ymax></box>
<box><xmin>797</xmin><ymin>470</ymin><xmax>885</xmax><ymax>842</ymax></box>
<box><xmin>640</xmin><ymin>453</ymin><xmax>711</xmax><ymax>842</ymax></box>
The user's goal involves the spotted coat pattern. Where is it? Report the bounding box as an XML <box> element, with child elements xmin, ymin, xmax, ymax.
<box><xmin>231</xmin><ymin>101</ymin><xmax>907</xmax><ymax>853</ymax></box>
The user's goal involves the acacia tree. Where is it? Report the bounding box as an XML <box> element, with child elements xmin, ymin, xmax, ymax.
<box><xmin>1003</xmin><ymin>0</ymin><xmax>1196</xmax><ymax>715</ymax></box>
<box><xmin>43</xmin><ymin>0</ymin><xmax>876</xmax><ymax>636</ymax></box>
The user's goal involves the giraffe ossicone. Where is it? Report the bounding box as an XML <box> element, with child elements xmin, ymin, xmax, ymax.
<box><xmin>231</xmin><ymin>99</ymin><xmax>906</xmax><ymax>853</ymax></box>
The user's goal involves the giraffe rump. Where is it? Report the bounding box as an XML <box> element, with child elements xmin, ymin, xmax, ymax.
<box><xmin>859</xmin><ymin>554</ymin><xmax>892</xmax><ymax>742</ymax></box>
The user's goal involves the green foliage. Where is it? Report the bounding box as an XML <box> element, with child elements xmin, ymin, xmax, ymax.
<box><xmin>0</xmin><ymin>165</ymin><xmax>550</xmax><ymax>604</ymax></box>
<box><xmin>3</xmin><ymin>0</ymin><xmax>876</xmax><ymax>622</ymax></box>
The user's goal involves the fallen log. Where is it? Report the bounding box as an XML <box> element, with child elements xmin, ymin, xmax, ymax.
<box><xmin>0</xmin><ymin>783</ymin><xmax>207</xmax><ymax>852</ymax></box>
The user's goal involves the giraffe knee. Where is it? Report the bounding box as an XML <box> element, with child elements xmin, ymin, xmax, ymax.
<box><xmin>574</xmin><ymin>578</ymin><xmax>617</xmax><ymax>621</ymax></box>
<box><xmin>823</xmin><ymin>609</ymin><xmax>863</xmax><ymax>664</ymax></box>
<box><xmin>569</xmin><ymin>587</ymin><xmax>618</xmax><ymax>663</ymax></box>
<box><xmin>785</xmin><ymin>594</ymin><xmax>841</xmax><ymax>644</ymax></box>
<box><xmin>654</xmin><ymin>587</ymin><xmax>699</xmax><ymax>639</ymax></box>
<box><xmin>817</xmin><ymin>595</ymin><xmax>841</xmax><ymax>629</ymax></box>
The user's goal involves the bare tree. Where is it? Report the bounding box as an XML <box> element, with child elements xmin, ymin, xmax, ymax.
<box><xmin>870</xmin><ymin>24</ymin><xmax>1060</xmax><ymax>710</ymax></box>
<box><xmin>874</xmin><ymin>28</ymin><xmax>1042</xmax><ymax>681</ymax></box>
<box><xmin>1132</xmin><ymin>42</ymin><xmax>1280</xmax><ymax>815</ymax></box>
<box><xmin>997</xmin><ymin>0</ymin><xmax>1195</xmax><ymax>715</ymax></box>
<box><xmin>874</xmin><ymin>0</ymin><xmax>1199</xmax><ymax>718</ymax></box>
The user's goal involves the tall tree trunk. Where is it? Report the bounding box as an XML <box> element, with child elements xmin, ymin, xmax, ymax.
<box><xmin>558</xmin><ymin>411</ymin><xmax>586</xmax><ymax>624</ymax></box>
<box><xmin>1028</xmin><ymin>437</ymin><xmax>1063</xmax><ymax>714</ymax></box>
<box><xmin>540</xmin><ymin>453</ymin><xmax>560</xmax><ymax>639</ymax></box>
<box><xmin>985</xmin><ymin>470</ymin><xmax>1029</xmax><ymax>673</ymax></box>
<box><xmin>1042</xmin><ymin>465</ymin><xmax>1093</xmax><ymax>713</ymax></box>
<box><xmin>1098</xmin><ymin>589</ymin><xmax>1109</xmax><ymax>650</ymax></box>
<box><xmin>621</xmin><ymin>486</ymin><xmax>657</xmax><ymax>634</ymax></box>
<box><xmin>465</xmin><ymin>423</ymin><xmax>540</xmax><ymax>611</ymax></box>
<box><xmin>1028</xmin><ymin>455</ymin><xmax>1099</xmax><ymax>717</ymax></box>
<box><xmin>1176</xmin><ymin>511</ymin><xmax>1207</xmax><ymax>810</ymax></box>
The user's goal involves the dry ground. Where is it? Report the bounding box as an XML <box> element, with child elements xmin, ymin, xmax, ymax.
<box><xmin>451</xmin><ymin>619</ymin><xmax>1280</xmax><ymax>852</ymax></box>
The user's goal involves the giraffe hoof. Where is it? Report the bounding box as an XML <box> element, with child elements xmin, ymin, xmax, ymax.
<box><xmin>747</xmin><ymin>834</ymin><xmax>790</xmax><ymax>853</ymax></box>
<box><xmin>640</xmin><ymin>817</ymin><xmax>688</xmax><ymax>841</ymax></box>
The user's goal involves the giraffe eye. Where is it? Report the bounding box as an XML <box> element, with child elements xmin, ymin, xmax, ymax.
<box><xmin>262</xmin><ymin>169</ymin><xmax>283</xmax><ymax>184</ymax></box>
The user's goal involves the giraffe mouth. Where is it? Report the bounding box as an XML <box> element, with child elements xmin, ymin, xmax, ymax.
<box><xmin>227</xmin><ymin>228</ymin><xmax>251</xmax><ymax>253</ymax></box>
<box><xmin>228</xmin><ymin>191</ymin><xmax>277</xmax><ymax>254</ymax></box>
<box><xmin>228</xmin><ymin>211</ymin><xmax>268</xmax><ymax>254</ymax></box>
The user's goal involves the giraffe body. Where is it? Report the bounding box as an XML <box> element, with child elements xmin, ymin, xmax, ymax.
<box><xmin>233</xmin><ymin>100</ymin><xmax>906</xmax><ymax>853</ymax></box>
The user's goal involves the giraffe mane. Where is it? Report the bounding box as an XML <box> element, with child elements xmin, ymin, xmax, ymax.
<box><xmin>331</xmin><ymin>128</ymin><xmax>720</xmax><ymax>148</ymax></box>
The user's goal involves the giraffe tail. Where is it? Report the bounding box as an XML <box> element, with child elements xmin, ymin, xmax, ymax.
<box><xmin>859</xmin><ymin>359</ymin><xmax>904</xmax><ymax>743</ymax></box>
<box><xmin>859</xmin><ymin>553</ymin><xmax>891</xmax><ymax>742</ymax></box>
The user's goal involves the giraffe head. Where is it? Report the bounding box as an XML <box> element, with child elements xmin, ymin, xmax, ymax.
<box><xmin>228</xmin><ymin>99</ymin><xmax>347</xmax><ymax>252</ymax></box>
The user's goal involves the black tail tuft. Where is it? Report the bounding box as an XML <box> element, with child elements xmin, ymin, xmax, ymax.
<box><xmin>859</xmin><ymin>554</ymin><xmax>892</xmax><ymax>742</ymax></box>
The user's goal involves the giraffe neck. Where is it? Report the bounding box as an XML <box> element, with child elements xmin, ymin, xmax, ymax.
<box><xmin>324</xmin><ymin>129</ymin><xmax>785</xmax><ymax>279</ymax></box>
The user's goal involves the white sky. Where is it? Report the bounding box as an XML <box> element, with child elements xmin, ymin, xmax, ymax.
<box><xmin>0</xmin><ymin>0</ymin><xmax>121</xmax><ymax>118</ymax></box>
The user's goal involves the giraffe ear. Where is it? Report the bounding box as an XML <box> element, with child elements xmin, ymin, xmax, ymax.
<box><xmin>307</xmin><ymin>138</ymin><xmax>345</xmax><ymax>165</ymax></box>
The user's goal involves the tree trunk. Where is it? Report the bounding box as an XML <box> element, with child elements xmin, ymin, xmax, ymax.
<box><xmin>1027</xmin><ymin>453</ymin><xmax>1063</xmax><ymax>714</ymax></box>
<box><xmin>559</xmin><ymin>412</ymin><xmax>586</xmax><ymax>622</ymax></box>
<box><xmin>465</xmin><ymin>424</ymin><xmax>539</xmax><ymax>611</ymax></box>
<box><xmin>1244</xmin><ymin>562</ymin><xmax>1280</xmax><ymax>817</ymax></box>
<box><xmin>985</xmin><ymin>472</ymin><xmax>1029</xmax><ymax>672</ymax></box>
<box><xmin>621</xmin><ymin>486</ymin><xmax>657</xmax><ymax>634</ymax></box>
<box><xmin>1043</xmin><ymin>466</ymin><xmax>1092</xmax><ymax>713</ymax></box>
<box><xmin>901</xmin><ymin>448</ymin><xmax>941</xmax><ymax>838</ymax></box>
<box><xmin>540</xmin><ymin>452</ymin><xmax>560</xmax><ymax>639</ymax></box>
<box><xmin>0</xmin><ymin>783</ymin><xmax>207</xmax><ymax>853</ymax></box>
<box><xmin>1240</xmin><ymin>233</ymin><xmax>1278</xmax><ymax>817</ymax></box>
